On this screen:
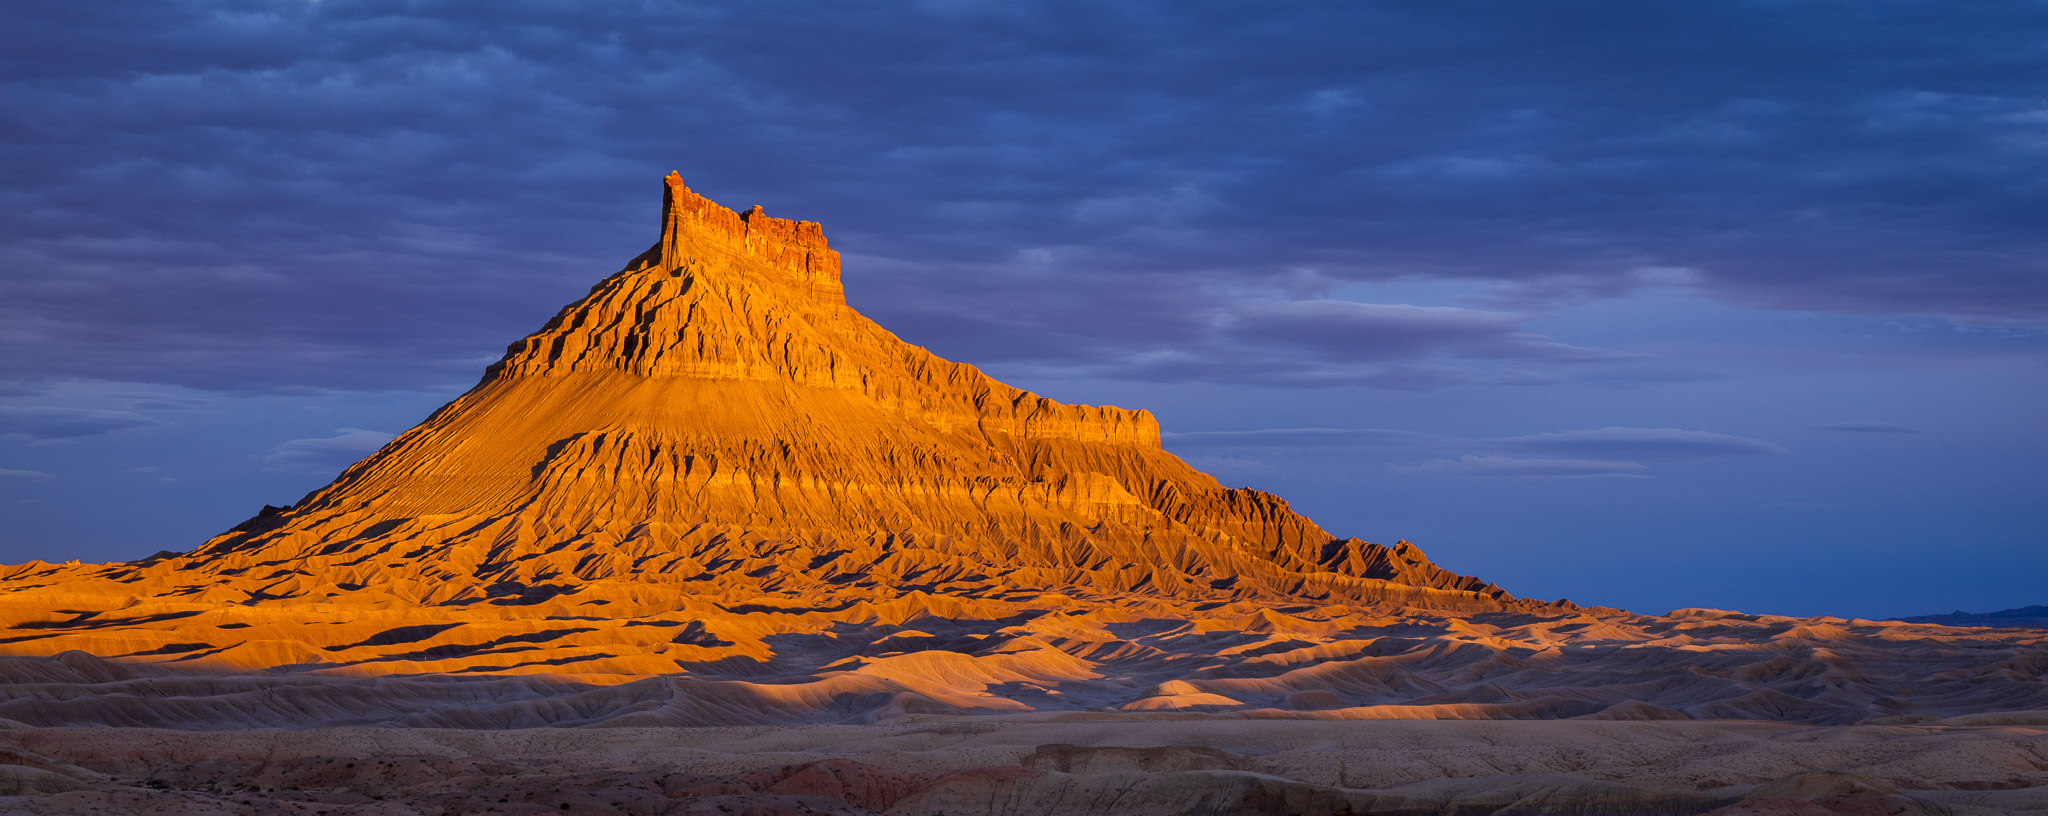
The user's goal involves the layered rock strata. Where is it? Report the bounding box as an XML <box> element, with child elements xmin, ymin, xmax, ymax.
<box><xmin>0</xmin><ymin>173</ymin><xmax>1516</xmax><ymax>680</ymax></box>
<box><xmin>2</xmin><ymin>177</ymin><xmax>2045</xmax><ymax>733</ymax></box>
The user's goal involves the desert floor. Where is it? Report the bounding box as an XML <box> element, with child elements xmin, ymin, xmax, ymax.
<box><xmin>3</xmin><ymin>714</ymin><xmax>2046</xmax><ymax>815</ymax></box>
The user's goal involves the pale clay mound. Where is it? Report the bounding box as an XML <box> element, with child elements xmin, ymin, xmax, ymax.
<box><xmin>2</xmin><ymin>719</ymin><xmax>2045</xmax><ymax>815</ymax></box>
<box><xmin>3</xmin><ymin>175</ymin><xmax>2047</xmax><ymax>814</ymax></box>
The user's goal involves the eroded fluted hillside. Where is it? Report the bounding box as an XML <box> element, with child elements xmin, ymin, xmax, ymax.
<box><xmin>0</xmin><ymin>173</ymin><xmax>1511</xmax><ymax>678</ymax></box>
<box><xmin>182</xmin><ymin>173</ymin><xmax>1502</xmax><ymax>609</ymax></box>
<box><xmin>2</xmin><ymin>176</ymin><xmax>2045</xmax><ymax>736</ymax></box>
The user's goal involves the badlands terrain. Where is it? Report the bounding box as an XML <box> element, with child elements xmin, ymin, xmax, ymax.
<box><xmin>2</xmin><ymin>175</ymin><xmax>2044</xmax><ymax>814</ymax></box>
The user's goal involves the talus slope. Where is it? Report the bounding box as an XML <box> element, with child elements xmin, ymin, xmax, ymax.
<box><xmin>0</xmin><ymin>173</ymin><xmax>1519</xmax><ymax>681</ymax></box>
<box><xmin>180</xmin><ymin>172</ymin><xmax>1511</xmax><ymax>611</ymax></box>
<box><xmin>3</xmin><ymin>177</ymin><xmax>2045</xmax><ymax>731</ymax></box>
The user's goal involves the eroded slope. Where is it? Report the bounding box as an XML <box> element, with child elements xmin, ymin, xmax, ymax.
<box><xmin>0</xmin><ymin>173</ymin><xmax>1515</xmax><ymax>681</ymax></box>
<box><xmin>6</xmin><ymin>176</ymin><xmax>2041</xmax><ymax>736</ymax></box>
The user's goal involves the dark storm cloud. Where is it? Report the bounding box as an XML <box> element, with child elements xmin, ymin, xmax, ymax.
<box><xmin>0</xmin><ymin>407</ymin><xmax>163</xmax><ymax>441</ymax></box>
<box><xmin>5</xmin><ymin>1</ymin><xmax>2046</xmax><ymax>392</ymax></box>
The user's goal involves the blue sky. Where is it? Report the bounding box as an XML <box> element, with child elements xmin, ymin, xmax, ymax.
<box><xmin>2</xmin><ymin>1</ymin><xmax>2044</xmax><ymax>618</ymax></box>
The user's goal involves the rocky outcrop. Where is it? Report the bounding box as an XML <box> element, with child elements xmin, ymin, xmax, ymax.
<box><xmin>9</xmin><ymin>175</ymin><xmax>2047</xmax><ymax>737</ymax></box>
<box><xmin>0</xmin><ymin>173</ymin><xmax>1532</xmax><ymax>680</ymax></box>
<box><xmin>180</xmin><ymin>175</ymin><xmax>1508</xmax><ymax>611</ymax></box>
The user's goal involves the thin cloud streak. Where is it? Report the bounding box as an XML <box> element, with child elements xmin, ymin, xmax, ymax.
<box><xmin>1397</xmin><ymin>456</ymin><xmax>1650</xmax><ymax>480</ymax></box>
<box><xmin>263</xmin><ymin>427</ymin><xmax>395</xmax><ymax>473</ymax></box>
<box><xmin>1811</xmin><ymin>421</ymin><xmax>1918</xmax><ymax>433</ymax></box>
<box><xmin>0</xmin><ymin>406</ymin><xmax>164</xmax><ymax>441</ymax></box>
<box><xmin>1497</xmin><ymin>427</ymin><xmax>1789</xmax><ymax>461</ymax></box>
<box><xmin>1165</xmin><ymin>424</ymin><xmax>1786</xmax><ymax>480</ymax></box>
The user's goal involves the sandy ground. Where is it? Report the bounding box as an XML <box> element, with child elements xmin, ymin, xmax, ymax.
<box><xmin>2</xmin><ymin>715</ymin><xmax>2046</xmax><ymax>815</ymax></box>
<box><xmin>6</xmin><ymin>605</ymin><xmax>2045</xmax><ymax>731</ymax></box>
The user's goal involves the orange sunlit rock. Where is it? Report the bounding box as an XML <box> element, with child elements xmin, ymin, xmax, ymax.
<box><xmin>0</xmin><ymin>175</ymin><xmax>1507</xmax><ymax>676</ymax></box>
<box><xmin>1</xmin><ymin>177</ymin><xmax>2040</xmax><ymax>735</ymax></box>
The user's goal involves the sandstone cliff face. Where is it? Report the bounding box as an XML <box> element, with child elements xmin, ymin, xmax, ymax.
<box><xmin>0</xmin><ymin>173</ymin><xmax>1515</xmax><ymax>680</ymax></box>
<box><xmin>185</xmin><ymin>172</ymin><xmax>1507</xmax><ymax>610</ymax></box>
<box><xmin>3</xmin><ymin>178</ymin><xmax>2043</xmax><ymax>731</ymax></box>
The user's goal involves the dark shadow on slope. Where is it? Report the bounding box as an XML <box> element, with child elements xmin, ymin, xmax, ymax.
<box><xmin>325</xmin><ymin>623</ymin><xmax>468</xmax><ymax>652</ymax></box>
<box><xmin>14</xmin><ymin>610</ymin><xmax>202</xmax><ymax>631</ymax></box>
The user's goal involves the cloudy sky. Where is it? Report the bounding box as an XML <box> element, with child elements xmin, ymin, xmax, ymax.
<box><xmin>3</xmin><ymin>1</ymin><xmax>2043</xmax><ymax>618</ymax></box>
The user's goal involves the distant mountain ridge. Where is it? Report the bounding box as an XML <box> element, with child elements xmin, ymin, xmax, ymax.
<box><xmin>1899</xmin><ymin>605</ymin><xmax>2048</xmax><ymax>629</ymax></box>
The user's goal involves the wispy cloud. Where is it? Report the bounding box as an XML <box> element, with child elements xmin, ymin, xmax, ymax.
<box><xmin>1027</xmin><ymin>296</ymin><xmax>1630</xmax><ymax>389</ymax></box>
<box><xmin>1396</xmin><ymin>456</ymin><xmax>1649</xmax><ymax>480</ymax></box>
<box><xmin>1163</xmin><ymin>427</ymin><xmax>1432</xmax><ymax>447</ymax></box>
<box><xmin>1811</xmin><ymin>421</ymin><xmax>1917</xmax><ymax>433</ymax></box>
<box><xmin>263</xmin><ymin>427</ymin><xmax>394</xmax><ymax>472</ymax></box>
<box><xmin>0</xmin><ymin>468</ymin><xmax>54</xmax><ymax>480</ymax></box>
<box><xmin>1167</xmin><ymin>424</ymin><xmax>1785</xmax><ymax>480</ymax></box>
<box><xmin>1496</xmin><ymin>427</ymin><xmax>1788</xmax><ymax>461</ymax></box>
<box><xmin>0</xmin><ymin>406</ymin><xmax>162</xmax><ymax>441</ymax></box>
<box><xmin>1761</xmin><ymin>502</ymin><xmax>1845</xmax><ymax>510</ymax></box>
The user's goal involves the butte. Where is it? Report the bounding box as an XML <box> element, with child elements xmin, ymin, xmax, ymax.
<box><xmin>0</xmin><ymin>173</ymin><xmax>1520</xmax><ymax>683</ymax></box>
<box><xmin>2</xmin><ymin>175</ymin><xmax>2045</xmax><ymax>816</ymax></box>
<box><xmin>9</xmin><ymin>176</ymin><xmax>2036</xmax><ymax>734</ymax></box>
